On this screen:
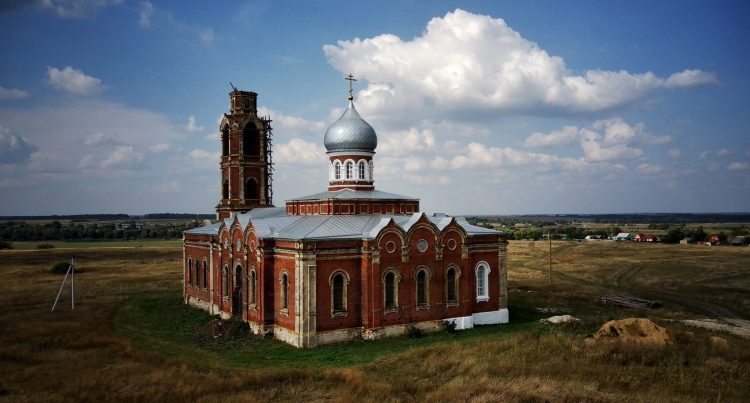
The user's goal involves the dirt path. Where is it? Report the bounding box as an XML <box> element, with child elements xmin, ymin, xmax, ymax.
<box><xmin>518</xmin><ymin>242</ymin><xmax>748</xmax><ymax>322</ymax></box>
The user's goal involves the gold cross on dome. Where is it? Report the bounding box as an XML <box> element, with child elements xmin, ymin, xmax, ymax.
<box><xmin>345</xmin><ymin>73</ymin><xmax>357</xmax><ymax>100</ymax></box>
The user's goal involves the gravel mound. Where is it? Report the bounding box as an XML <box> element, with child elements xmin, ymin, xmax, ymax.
<box><xmin>586</xmin><ymin>318</ymin><xmax>670</xmax><ymax>346</ymax></box>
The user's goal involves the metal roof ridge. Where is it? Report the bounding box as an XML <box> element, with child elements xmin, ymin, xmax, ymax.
<box><xmin>294</xmin><ymin>215</ymin><xmax>332</xmax><ymax>239</ymax></box>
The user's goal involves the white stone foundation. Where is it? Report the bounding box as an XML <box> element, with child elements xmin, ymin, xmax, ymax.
<box><xmin>316</xmin><ymin>327</ymin><xmax>363</xmax><ymax>345</ymax></box>
<box><xmin>273</xmin><ymin>325</ymin><xmax>302</xmax><ymax>347</ymax></box>
<box><xmin>186</xmin><ymin>296</ymin><xmax>211</xmax><ymax>313</ymax></box>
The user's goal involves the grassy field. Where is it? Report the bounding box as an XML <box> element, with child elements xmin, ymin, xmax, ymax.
<box><xmin>0</xmin><ymin>241</ymin><xmax>748</xmax><ymax>401</ymax></box>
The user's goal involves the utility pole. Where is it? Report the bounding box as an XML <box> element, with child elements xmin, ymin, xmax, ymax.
<box><xmin>548</xmin><ymin>231</ymin><xmax>552</xmax><ymax>286</ymax></box>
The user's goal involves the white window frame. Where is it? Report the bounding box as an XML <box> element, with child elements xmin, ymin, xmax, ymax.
<box><xmin>382</xmin><ymin>269</ymin><xmax>400</xmax><ymax>311</ymax></box>
<box><xmin>358</xmin><ymin>160</ymin><xmax>367</xmax><ymax>180</ymax></box>
<box><xmin>329</xmin><ymin>270</ymin><xmax>350</xmax><ymax>316</ymax></box>
<box><xmin>415</xmin><ymin>266</ymin><xmax>431</xmax><ymax>308</ymax></box>
<box><xmin>475</xmin><ymin>261</ymin><xmax>491</xmax><ymax>302</ymax></box>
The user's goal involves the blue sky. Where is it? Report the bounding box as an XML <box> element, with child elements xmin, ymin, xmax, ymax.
<box><xmin>0</xmin><ymin>0</ymin><xmax>748</xmax><ymax>215</ymax></box>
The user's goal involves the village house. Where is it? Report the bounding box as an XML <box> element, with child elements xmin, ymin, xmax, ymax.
<box><xmin>613</xmin><ymin>232</ymin><xmax>633</xmax><ymax>241</ymax></box>
<box><xmin>634</xmin><ymin>233</ymin><xmax>659</xmax><ymax>242</ymax></box>
<box><xmin>181</xmin><ymin>87</ymin><xmax>509</xmax><ymax>348</ymax></box>
<box><xmin>706</xmin><ymin>234</ymin><xmax>728</xmax><ymax>246</ymax></box>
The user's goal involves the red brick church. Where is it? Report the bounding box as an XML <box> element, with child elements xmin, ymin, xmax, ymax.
<box><xmin>183</xmin><ymin>84</ymin><xmax>509</xmax><ymax>348</ymax></box>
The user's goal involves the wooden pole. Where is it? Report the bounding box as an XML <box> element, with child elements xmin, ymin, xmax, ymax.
<box><xmin>71</xmin><ymin>256</ymin><xmax>75</xmax><ymax>310</ymax></box>
<box><xmin>548</xmin><ymin>232</ymin><xmax>552</xmax><ymax>286</ymax></box>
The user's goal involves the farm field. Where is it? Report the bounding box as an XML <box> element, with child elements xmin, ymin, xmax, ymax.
<box><xmin>0</xmin><ymin>241</ymin><xmax>748</xmax><ymax>401</ymax></box>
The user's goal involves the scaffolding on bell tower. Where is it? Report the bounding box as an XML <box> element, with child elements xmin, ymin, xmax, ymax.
<box><xmin>263</xmin><ymin>116</ymin><xmax>274</xmax><ymax>205</ymax></box>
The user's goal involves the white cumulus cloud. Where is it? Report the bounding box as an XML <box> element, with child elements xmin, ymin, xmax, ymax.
<box><xmin>323</xmin><ymin>9</ymin><xmax>717</xmax><ymax>120</ymax></box>
<box><xmin>47</xmin><ymin>66</ymin><xmax>102</xmax><ymax>95</ymax></box>
<box><xmin>275</xmin><ymin>138</ymin><xmax>327</xmax><ymax>166</ymax></box>
<box><xmin>0</xmin><ymin>126</ymin><xmax>37</xmax><ymax>164</ymax></box>
<box><xmin>580</xmin><ymin>130</ymin><xmax>643</xmax><ymax>162</ymax></box>
<box><xmin>258</xmin><ymin>107</ymin><xmax>326</xmax><ymax>140</ymax></box>
<box><xmin>664</xmin><ymin>69</ymin><xmax>719</xmax><ymax>88</ymax></box>
<box><xmin>0</xmin><ymin>86</ymin><xmax>29</xmax><ymax>100</ymax></box>
<box><xmin>727</xmin><ymin>162</ymin><xmax>749</xmax><ymax>171</ymax></box>
<box><xmin>138</xmin><ymin>0</ymin><xmax>154</xmax><ymax>27</ymax></box>
<box><xmin>39</xmin><ymin>0</ymin><xmax>123</xmax><ymax>18</ymax></box>
<box><xmin>149</xmin><ymin>143</ymin><xmax>170</xmax><ymax>153</ymax></box>
<box><xmin>638</xmin><ymin>163</ymin><xmax>664</xmax><ymax>175</ymax></box>
<box><xmin>524</xmin><ymin>126</ymin><xmax>578</xmax><ymax>148</ymax></box>
<box><xmin>716</xmin><ymin>148</ymin><xmax>731</xmax><ymax>157</ymax></box>
<box><xmin>185</xmin><ymin>115</ymin><xmax>204</xmax><ymax>132</ymax></box>
<box><xmin>83</xmin><ymin>132</ymin><xmax>118</xmax><ymax>146</ymax></box>
<box><xmin>378</xmin><ymin>128</ymin><xmax>436</xmax><ymax>156</ymax></box>
<box><xmin>100</xmin><ymin>145</ymin><xmax>142</xmax><ymax>168</ymax></box>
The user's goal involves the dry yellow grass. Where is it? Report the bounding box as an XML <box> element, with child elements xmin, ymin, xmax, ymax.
<box><xmin>0</xmin><ymin>242</ymin><xmax>748</xmax><ymax>402</ymax></box>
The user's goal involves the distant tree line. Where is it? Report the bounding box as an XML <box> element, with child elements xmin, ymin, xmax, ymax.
<box><xmin>502</xmin><ymin>226</ymin><xmax>620</xmax><ymax>241</ymax></box>
<box><xmin>143</xmin><ymin>213</ymin><xmax>214</xmax><ymax>220</ymax></box>
<box><xmin>0</xmin><ymin>213</ymin><xmax>214</xmax><ymax>222</ymax></box>
<box><xmin>471</xmin><ymin>213</ymin><xmax>750</xmax><ymax>225</ymax></box>
<box><xmin>0</xmin><ymin>220</ymin><xmax>201</xmax><ymax>242</ymax></box>
<box><xmin>0</xmin><ymin>214</ymin><xmax>129</xmax><ymax>221</ymax></box>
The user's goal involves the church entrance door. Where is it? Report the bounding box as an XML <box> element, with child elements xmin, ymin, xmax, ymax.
<box><xmin>232</xmin><ymin>265</ymin><xmax>243</xmax><ymax>318</ymax></box>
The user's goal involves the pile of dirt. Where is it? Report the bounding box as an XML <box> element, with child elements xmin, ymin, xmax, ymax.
<box><xmin>586</xmin><ymin>318</ymin><xmax>671</xmax><ymax>347</ymax></box>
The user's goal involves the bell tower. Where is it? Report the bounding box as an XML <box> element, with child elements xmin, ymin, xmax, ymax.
<box><xmin>216</xmin><ymin>89</ymin><xmax>273</xmax><ymax>220</ymax></box>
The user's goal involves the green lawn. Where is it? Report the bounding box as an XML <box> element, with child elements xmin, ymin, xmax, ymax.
<box><xmin>114</xmin><ymin>290</ymin><xmax>540</xmax><ymax>370</ymax></box>
<box><xmin>9</xmin><ymin>239</ymin><xmax>181</xmax><ymax>250</ymax></box>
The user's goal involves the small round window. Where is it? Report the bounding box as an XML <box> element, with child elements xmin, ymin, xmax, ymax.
<box><xmin>223</xmin><ymin>239</ymin><xmax>229</xmax><ymax>249</ymax></box>
<box><xmin>417</xmin><ymin>239</ymin><xmax>428</xmax><ymax>253</ymax></box>
<box><xmin>249</xmin><ymin>240</ymin><xmax>256</xmax><ymax>252</ymax></box>
<box><xmin>447</xmin><ymin>239</ymin><xmax>457</xmax><ymax>251</ymax></box>
<box><xmin>385</xmin><ymin>241</ymin><xmax>397</xmax><ymax>254</ymax></box>
<box><xmin>236</xmin><ymin>240</ymin><xmax>242</xmax><ymax>251</ymax></box>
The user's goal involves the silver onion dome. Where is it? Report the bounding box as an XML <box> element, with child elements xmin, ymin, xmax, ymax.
<box><xmin>324</xmin><ymin>100</ymin><xmax>377</xmax><ymax>152</ymax></box>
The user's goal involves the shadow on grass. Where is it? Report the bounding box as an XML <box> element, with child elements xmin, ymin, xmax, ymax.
<box><xmin>113</xmin><ymin>290</ymin><xmax>539</xmax><ymax>370</ymax></box>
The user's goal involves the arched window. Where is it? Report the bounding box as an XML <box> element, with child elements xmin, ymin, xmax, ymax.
<box><xmin>476</xmin><ymin>262</ymin><xmax>491</xmax><ymax>301</ymax></box>
<box><xmin>249</xmin><ymin>269</ymin><xmax>257</xmax><ymax>305</ymax></box>
<box><xmin>346</xmin><ymin>162</ymin><xmax>353</xmax><ymax>179</ymax></box>
<box><xmin>234</xmin><ymin>264</ymin><xmax>242</xmax><ymax>292</ymax></box>
<box><xmin>334</xmin><ymin>162</ymin><xmax>341</xmax><ymax>180</ymax></box>
<box><xmin>245</xmin><ymin>178</ymin><xmax>258</xmax><ymax>200</ymax></box>
<box><xmin>187</xmin><ymin>258</ymin><xmax>192</xmax><ymax>286</ymax></box>
<box><xmin>369</xmin><ymin>161</ymin><xmax>374</xmax><ymax>180</ymax></box>
<box><xmin>384</xmin><ymin>270</ymin><xmax>398</xmax><ymax>309</ymax></box>
<box><xmin>358</xmin><ymin>161</ymin><xmax>366</xmax><ymax>180</ymax></box>
<box><xmin>416</xmin><ymin>268</ymin><xmax>429</xmax><ymax>307</ymax></box>
<box><xmin>446</xmin><ymin>267</ymin><xmax>458</xmax><ymax>302</ymax></box>
<box><xmin>242</xmin><ymin>123</ymin><xmax>259</xmax><ymax>155</ymax></box>
<box><xmin>222</xmin><ymin>180</ymin><xmax>229</xmax><ymax>200</ymax></box>
<box><xmin>195</xmin><ymin>259</ymin><xmax>201</xmax><ymax>289</ymax></box>
<box><xmin>281</xmin><ymin>273</ymin><xmax>289</xmax><ymax>310</ymax></box>
<box><xmin>221</xmin><ymin>126</ymin><xmax>229</xmax><ymax>157</ymax></box>
<box><xmin>222</xmin><ymin>265</ymin><xmax>229</xmax><ymax>297</ymax></box>
<box><xmin>331</xmin><ymin>272</ymin><xmax>348</xmax><ymax>313</ymax></box>
<box><xmin>202</xmin><ymin>260</ymin><xmax>208</xmax><ymax>289</ymax></box>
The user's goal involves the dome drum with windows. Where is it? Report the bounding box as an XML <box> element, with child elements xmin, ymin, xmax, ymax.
<box><xmin>325</xmin><ymin>100</ymin><xmax>377</xmax><ymax>191</ymax></box>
